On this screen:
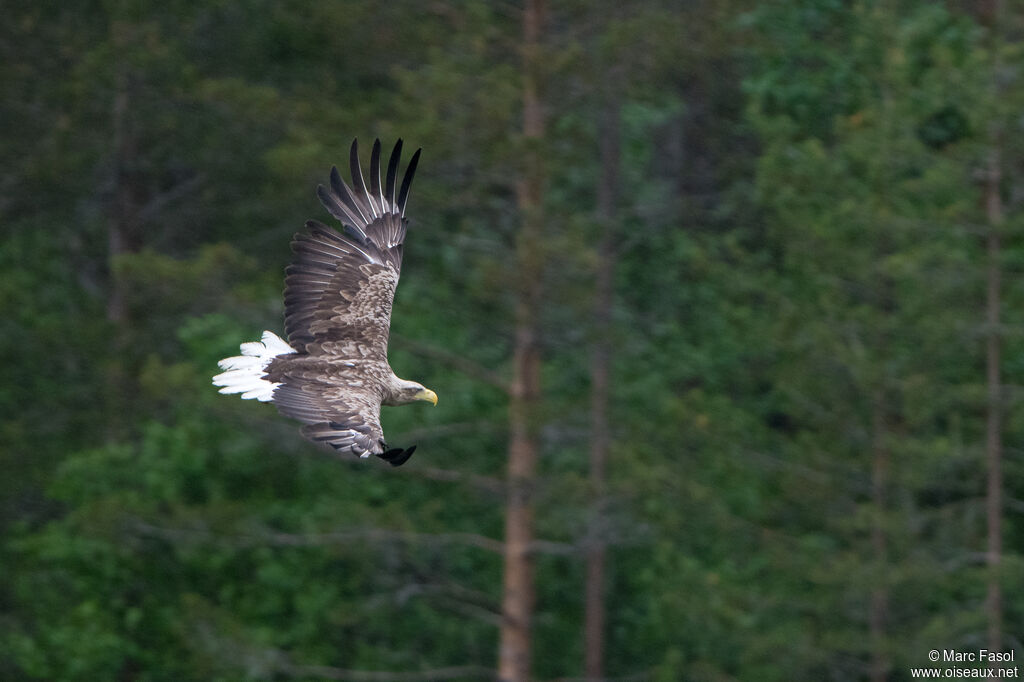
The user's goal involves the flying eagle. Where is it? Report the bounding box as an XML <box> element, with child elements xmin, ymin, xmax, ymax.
<box><xmin>213</xmin><ymin>139</ymin><xmax>437</xmax><ymax>467</ymax></box>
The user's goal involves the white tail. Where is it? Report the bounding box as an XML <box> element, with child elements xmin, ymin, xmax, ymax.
<box><xmin>212</xmin><ymin>331</ymin><xmax>296</xmax><ymax>402</ymax></box>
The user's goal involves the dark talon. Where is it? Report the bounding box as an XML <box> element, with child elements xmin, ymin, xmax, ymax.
<box><xmin>378</xmin><ymin>445</ymin><xmax>417</xmax><ymax>467</ymax></box>
<box><xmin>389</xmin><ymin>445</ymin><xmax>416</xmax><ymax>467</ymax></box>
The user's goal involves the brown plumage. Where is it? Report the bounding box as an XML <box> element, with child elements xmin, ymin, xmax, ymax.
<box><xmin>213</xmin><ymin>139</ymin><xmax>436</xmax><ymax>466</ymax></box>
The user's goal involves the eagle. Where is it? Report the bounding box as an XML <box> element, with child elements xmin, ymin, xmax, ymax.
<box><xmin>213</xmin><ymin>138</ymin><xmax>437</xmax><ymax>467</ymax></box>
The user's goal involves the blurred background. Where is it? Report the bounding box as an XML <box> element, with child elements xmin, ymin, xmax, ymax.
<box><xmin>2</xmin><ymin>1</ymin><xmax>1023</xmax><ymax>680</ymax></box>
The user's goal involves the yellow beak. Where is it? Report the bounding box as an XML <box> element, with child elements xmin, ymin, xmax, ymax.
<box><xmin>418</xmin><ymin>388</ymin><xmax>438</xmax><ymax>406</ymax></box>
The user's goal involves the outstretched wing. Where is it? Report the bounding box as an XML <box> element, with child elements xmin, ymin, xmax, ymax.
<box><xmin>273</xmin><ymin>372</ymin><xmax>417</xmax><ymax>464</ymax></box>
<box><xmin>272</xmin><ymin>377</ymin><xmax>384</xmax><ymax>457</ymax></box>
<box><xmin>284</xmin><ymin>138</ymin><xmax>421</xmax><ymax>357</ymax></box>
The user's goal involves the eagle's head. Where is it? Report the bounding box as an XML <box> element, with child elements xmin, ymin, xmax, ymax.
<box><xmin>388</xmin><ymin>378</ymin><xmax>438</xmax><ymax>407</ymax></box>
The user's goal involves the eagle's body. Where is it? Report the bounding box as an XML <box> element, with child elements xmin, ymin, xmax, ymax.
<box><xmin>213</xmin><ymin>139</ymin><xmax>436</xmax><ymax>466</ymax></box>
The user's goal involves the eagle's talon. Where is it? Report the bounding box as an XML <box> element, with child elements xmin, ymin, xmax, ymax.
<box><xmin>377</xmin><ymin>445</ymin><xmax>416</xmax><ymax>467</ymax></box>
<box><xmin>378</xmin><ymin>447</ymin><xmax>402</xmax><ymax>461</ymax></box>
<box><xmin>388</xmin><ymin>445</ymin><xmax>417</xmax><ymax>467</ymax></box>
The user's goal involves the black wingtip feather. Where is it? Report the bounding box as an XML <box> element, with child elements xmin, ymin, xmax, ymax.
<box><xmin>370</xmin><ymin>139</ymin><xmax>382</xmax><ymax>209</ymax></box>
<box><xmin>327</xmin><ymin>167</ymin><xmax>370</xmax><ymax>230</ymax></box>
<box><xmin>396</xmin><ymin>148</ymin><xmax>421</xmax><ymax>216</ymax></box>
<box><xmin>349</xmin><ymin>138</ymin><xmax>372</xmax><ymax>215</ymax></box>
<box><xmin>316</xmin><ymin>184</ymin><xmax>343</xmax><ymax>220</ymax></box>
<box><xmin>329</xmin><ymin>166</ymin><xmax>344</xmax><ymax>196</ymax></box>
<box><xmin>385</xmin><ymin>139</ymin><xmax>402</xmax><ymax>208</ymax></box>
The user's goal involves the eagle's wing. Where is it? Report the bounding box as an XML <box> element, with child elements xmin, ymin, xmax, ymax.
<box><xmin>273</xmin><ymin>377</ymin><xmax>384</xmax><ymax>457</ymax></box>
<box><xmin>270</xmin><ymin>139</ymin><xmax>421</xmax><ymax>462</ymax></box>
<box><xmin>270</xmin><ymin>364</ymin><xmax>416</xmax><ymax>462</ymax></box>
<box><xmin>284</xmin><ymin>138</ymin><xmax>421</xmax><ymax>357</ymax></box>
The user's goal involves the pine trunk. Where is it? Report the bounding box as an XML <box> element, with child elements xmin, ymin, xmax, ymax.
<box><xmin>984</xmin><ymin>145</ymin><xmax>1002</xmax><ymax>655</ymax></box>
<box><xmin>107</xmin><ymin>68</ymin><xmax>137</xmax><ymax>324</ymax></box>
<box><xmin>104</xmin><ymin>67</ymin><xmax>140</xmax><ymax>442</ymax></box>
<box><xmin>981</xmin><ymin>0</ymin><xmax>1004</xmax><ymax>654</ymax></box>
<box><xmin>869</xmin><ymin>402</ymin><xmax>889</xmax><ymax>682</ymax></box>
<box><xmin>584</xmin><ymin>93</ymin><xmax>620</xmax><ymax>682</ymax></box>
<box><xmin>497</xmin><ymin>1</ymin><xmax>545</xmax><ymax>680</ymax></box>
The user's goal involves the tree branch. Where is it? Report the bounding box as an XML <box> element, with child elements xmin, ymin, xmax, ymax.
<box><xmin>259</xmin><ymin>527</ymin><xmax>509</xmax><ymax>554</ymax></box>
<box><xmin>129</xmin><ymin>519</ymin><xmax>507</xmax><ymax>554</ymax></box>
<box><xmin>399</xmin><ymin>582</ymin><xmax>504</xmax><ymax>628</ymax></box>
<box><xmin>398</xmin><ymin>464</ymin><xmax>505</xmax><ymax>496</ymax></box>
<box><xmin>391</xmin><ymin>333</ymin><xmax>509</xmax><ymax>393</ymax></box>
<box><xmin>392</xmin><ymin>421</ymin><xmax>503</xmax><ymax>445</ymax></box>
<box><xmin>545</xmin><ymin>672</ymin><xmax>651</xmax><ymax>682</ymax></box>
<box><xmin>432</xmin><ymin>595</ymin><xmax>506</xmax><ymax>628</ymax></box>
<box><xmin>136</xmin><ymin>173</ymin><xmax>205</xmax><ymax>225</ymax></box>
<box><xmin>195</xmin><ymin>618</ymin><xmax>496</xmax><ymax>681</ymax></box>
<box><xmin>128</xmin><ymin>519</ymin><xmax>578</xmax><ymax>556</ymax></box>
<box><xmin>275</xmin><ymin>662</ymin><xmax>496</xmax><ymax>681</ymax></box>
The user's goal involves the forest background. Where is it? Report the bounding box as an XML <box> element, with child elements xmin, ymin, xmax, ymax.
<box><xmin>2</xmin><ymin>1</ymin><xmax>1023</xmax><ymax>681</ymax></box>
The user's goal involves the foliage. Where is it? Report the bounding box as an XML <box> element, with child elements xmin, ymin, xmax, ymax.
<box><xmin>2</xmin><ymin>1</ymin><xmax>1022</xmax><ymax>680</ymax></box>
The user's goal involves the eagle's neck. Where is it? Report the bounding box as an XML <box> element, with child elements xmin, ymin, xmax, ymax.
<box><xmin>383</xmin><ymin>374</ymin><xmax>421</xmax><ymax>406</ymax></box>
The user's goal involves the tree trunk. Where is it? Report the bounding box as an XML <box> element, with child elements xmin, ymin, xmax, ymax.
<box><xmin>584</xmin><ymin>92</ymin><xmax>620</xmax><ymax>682</ymax></box>
<box><xmin>981</xmin><ymin>0</ymin><xmax>1005</xmax><ymax>655</ymax></box>
<box><xmin>107</xmin><ymin>68</ymin><xmax>138</xmax><ymax>324</ymax></box>
<box><xmin>497</xmin><ymin>2</ymin><xmax>545</xmax><ymax>680</ymax></box>
<box><xmin>104</xmin><ymin>66</ymin><xmax>141</xmax><ymax>441</ymax></box>
<box><xmin>984</xmin><ymin>145</ymin><xmax>1003</xmax><ymax>656</ymax></box>
<box><xmin>869</xmin><ymin>401</ymin><xmax>889</xmax><ymax>682</ymax></box>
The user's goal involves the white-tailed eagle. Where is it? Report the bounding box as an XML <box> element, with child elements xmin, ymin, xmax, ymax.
<box><xmin>213</xmin><ymin>139</ymin><xmax>436</xmax><ymax>467</ymax></box>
